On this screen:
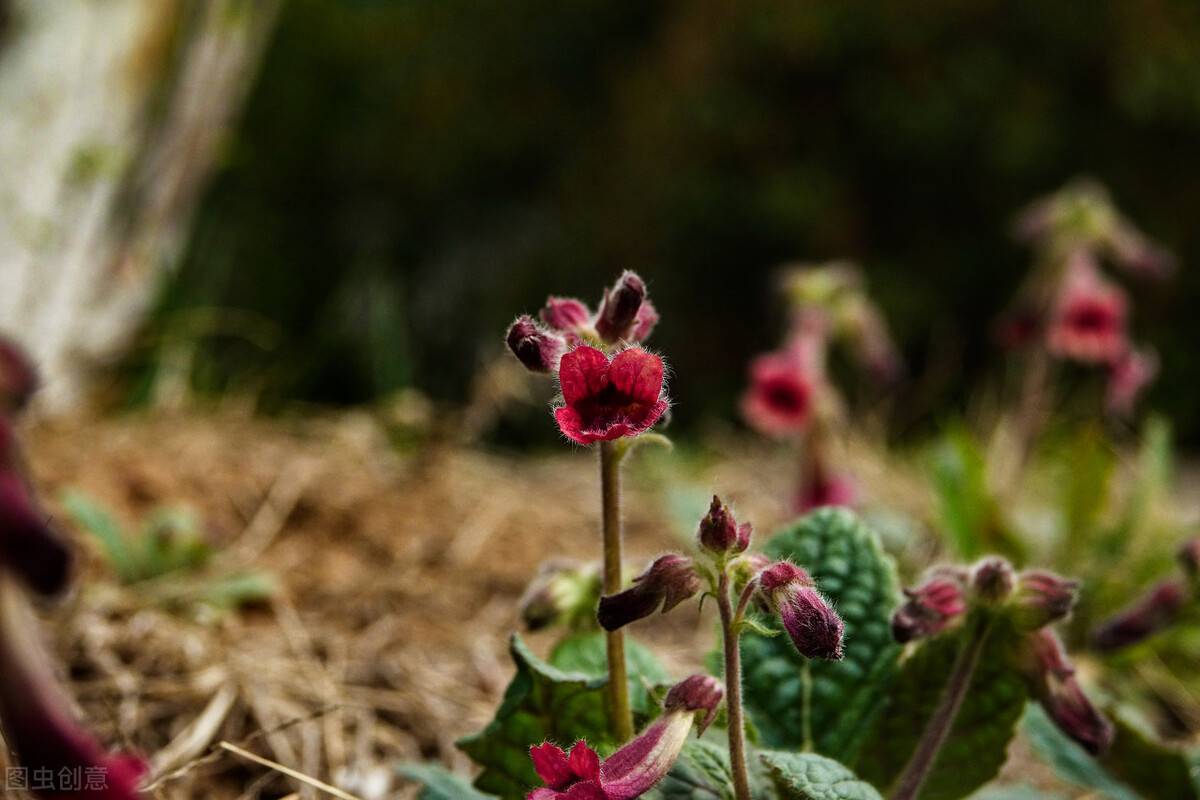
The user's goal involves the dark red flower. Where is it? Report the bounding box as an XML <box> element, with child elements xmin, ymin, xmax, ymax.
<box><xmin>1019</xmin><ymin>629</ymin><xmax>1113</xmax><ymax>755</ymax></box>
<box><xmin>891</xmin><ymin>568</ymin><xmax>969</xmax><ymax>643</ymax></box>
<box><xmin>553</xmin><ymin>346</ymin><xmax>668</xmax><ymax>445</ymax></box>
<box><xmin>0</xmin><ymin>580</ymin><xmax>146</xmax><ymax>799</ymax></box>
<box><xmin>1046</xmin><ymin>252</ymin><xmax>1128</xmax><ymax>364</ymax></box>
<box><xmin>507</xmin><ymin>316</ymin><xmax>567</xmax><ymax>374</ymax></box>
<box><xmin>594</xmin><ymin>272</ymin><xmax>648</xmax><ymax>344</ymax></box>
<box><xmin>1092</xmin><ymin>580</ymin><xmax>1188</xmax><ymax>652</ymax></box>
<box><xmin>740</xmin><ymin>351</ymin><xmax>814</xmax><ymax>438</ymax></box>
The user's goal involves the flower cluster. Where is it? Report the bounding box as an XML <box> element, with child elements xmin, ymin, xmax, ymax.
<box><xmin>598</xmin><ymin>496</ymin><xmax>845</xmax><ymax>663</ymax></box>
<box><xmin>0</xmin><ymin>338</ymin><xmax>146</xmax><ymax>799</ymax></box>
<box><xmin>893</xmin><ymin>556</ymin><xmax>1111</xmax><ymax>755</ymax></box>
<box><xmin>526</xmin><ymin>674</ymin><xmax>723</xmax><ymax>800</ymax></box>
<box><xmin>1004</xmin><ymin>180</ymin><xmax>1173</xmax><ymax>415</ymax></box>
<box><xmin>506</xmin><ymin>272</ymin><xmax>668</xmax><ymax>445</ymax></box>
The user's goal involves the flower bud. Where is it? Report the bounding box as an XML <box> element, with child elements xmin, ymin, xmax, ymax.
<box><xmin>597</xmin><ymin>554</ymin><xmax>701</xmax><ymax>631</ymax></box>
<box><xmin>519</xmin><ymin>560</ymin><xmax>601</xmax><ymax>632</ymax></box>
<box><xmin>1020</xmin><ymin>630</ymin><xmax>1113</xmax><ymax>755</ymax></box>
<box><xmin>970</xmin><ymin>557</ymin><xmax>1015</xmax><ymax>605</ymax></box>
<box><xmin>0</xmin><ymin>338</ymin><xmax>38</xmax><ymax>413</ymax></box>
<box><xmin>1091</xmin><ymin>580</ymin><xmax>1187</xmax><ymax>651</ymax></box>
<box><xmin>1012</xmin><ymin>570</ymin><xmax>1079</xmax><ymax>631</ymax></box>
<box><xmin>664</xmin><ymin>674</ymin><xmax>724</xmax><ymax>735</ymax></box>
<box><xmin>505</xmin><ymin>315</ymin><xmax>566</xmax><ymax>373</ymax></box>
<box><xmin>697</xmin><ymin>495</ymin><xmax>751</xmax><ymax>557</ymax></box>
<box><xmin>594</xmin><ymin>271</ymin><xmax>647</xmax><ymax>343</ymax></box>
<box><xmin>892</xmin><ymin>567</ymin><xmax>968</xmax><ymax>643</ymax></box>
<box><xmin>540</xmin><ymin>297</ymin><xmax>592</xmax><ymax>338</ymax></box>
<box><xmin>758</xmin><ymin>561</ymin><xmax>844</xmax><ymax>660</ymax></box>
<box><xmin>631</xmin><ymin>300</ymin><xmax>660</xmax><ymax>342</ymax></box>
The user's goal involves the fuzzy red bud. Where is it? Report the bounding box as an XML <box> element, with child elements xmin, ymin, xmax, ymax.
<box><xmin>697</xmin><ymin>495</ymin><xmax>751</xmax><ymax>557</ymax></box>
<box><xmin>597</xmin><ymin>554</ymin><xmax>700</xmax><ymax>631</ymax></box>
<box><xmin>506</xmin><ymin>315</ymin><xmax>565</xmax><ymax>374</ymax></box>
<box><xmin>594</xmin><ymin>271</ymin><xmax>647</xmax><ymax>343</ymax></box>
<box><xmin>758</xmin><ymin>561</ymin><xmax>844</xmax><ymax>660</ymax></box>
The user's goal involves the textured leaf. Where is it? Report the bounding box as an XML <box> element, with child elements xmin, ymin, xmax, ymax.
<box><xmin>740</xmin><ymin>508</ymin><xmax>902</xmax><ymax>761</ymax></box>
<box><xmin>645</xmin><ymin>738</ymin><xmax>736</xmax><ymax>800</ymax></box>
<box><xmin>761</xmin><ymin>751</ymin><xmax>882</xmax><ymax>800</ymax></box>
<box><xmin>549</xmin><ymin>631</ymin><xmax>672</xmax><ymax>717</ymax></box>
<box><xmin>1023</xmin><ymin>703</ymin><xmax>1138</xmax><ymax>800</ymax></box>
<box><xmin>856</xmin><ymin>622</ymin><xmax>1027</xmax><ymax>800</ymax></box>
<box><xmin>397</xmin><ymin>763</ymin><xmax>495</xmax><ymax>799</ymax></box>
<box><xmin>458</xmin><ymin>635</ymin><xmax>614</xmax><ymax>798</ymax></box>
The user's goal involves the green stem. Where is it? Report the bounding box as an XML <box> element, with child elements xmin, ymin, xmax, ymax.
<box><xmin>718</xmin><ymin>571</ymin><xmax>753</xmax><ymax>800</ymax></box>
<box><xmin>801</xmin><ymin>660</ymin><xmax>814</xmax><ymax>752</ymax></box>
<box><xmin>599</xmin><ymin>441</ymin><xmax>633</xmax><ymax>742</ymax></box>
<box><xmin>889</xmin><ymin>618</ymin><xmax>991</xmax><ymax>800</ymax></box>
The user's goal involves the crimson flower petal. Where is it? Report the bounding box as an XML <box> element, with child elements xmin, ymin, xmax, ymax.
<box><xmin>530</xmin><ymin>743</ymin><xmax>575</xmax><ymax>790</ymax></box>
<box><xmin>608</xmin><ymin>349</ymin><xmax>663</xmax><ymax>406</ymax></box>
<box><xmin>558</xmin><ymin>347</ymin><xmax>610</xmax><ymax>407</ymax></box>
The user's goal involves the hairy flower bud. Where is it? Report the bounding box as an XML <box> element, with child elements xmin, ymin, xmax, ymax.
<box><xmin>892</xmin><ymin>568</ymin><xmax>968</xmax><ymax>643</ymax></box>
<box><xmin>597</xmin><ymin>554</ymin><xmax>700</xmax><ymax>631</ymax></box>
<box><xmin>664</xmin><ymin>674</ymin><xmax>724</xmax><ymax>735</ymax></box>
<box><xmin>0</xmin><ymin>338</ymin><xmax>38</xmax><ymax>413</ymax></box>
<box><xmin>1092</xmin><ymin>580</ymin><xmax>1188</xmax><ymax>652</ymax></box>
<box><xmin>758</xmin><ymin>561</ymin><xmax>844</xmax><ymax>660</ymax></box>
<box><xmin>506</xmin><ymin>316</ymin><xmax>566</xmax><ymax>373</ymax></box>
<box><xmin>697</xmin><ymin>495</ymin><xmax>751</xmax><ymax>557</ymax></box>
<box><xmin>519</xmin><ymin>560</ymin><xmax>601</xmax><ymax>632</ymax></box>
<box><xmin>1012</xmin><ymin>570</ymin><xmax>1079</xmax><ymax>631</ymax></box>
<box><xmin>594</xmin><ymin>271</ymin><xmax>647</xmax><ymax>343</ymax></box>
<box><xmin>1020</xmin><ymin>630</ymin><xmax>1114</xmax><ymax>755</ymax></box>
<box><xmin>970</xmin><ymin>557</ymin><xmax>1015</xmax><ymax>605</ymax></box>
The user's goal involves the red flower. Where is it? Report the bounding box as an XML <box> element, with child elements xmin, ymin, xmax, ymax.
<box><xmin>1046</xmin><ymin>252</ymin><xmax>1128</xmax><ymax>364</ymax></box>
<box><xmin>526</xmin><ymin>675</ymin><xmax>723</xmax><ymax>800</ymax></box>
<box><xmin>553</xmin><ymin>347</ymin><xmax>668</xmax><ymax>445</ymax></box>
<box><xmin>757</xmin><ymin>561</ymin><xmax>844</xmax><ymax>660</ymax></box>
<box><xmin>740</xmin><ymin>350</ymin><xmax>815</xmax><ymax>438</ymax></box>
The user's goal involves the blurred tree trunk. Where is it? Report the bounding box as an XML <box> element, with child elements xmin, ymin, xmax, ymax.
<box><xmin>0</xmin><ymin>0</ymin><xmax>279</xmax><ymax>411</ymax></box>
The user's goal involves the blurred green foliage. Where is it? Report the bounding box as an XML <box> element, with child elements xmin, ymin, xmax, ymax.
<box><xmin>144</xmin><ymin>0</ymin><xmax>1200</xmax><ymax>441</ymax></box>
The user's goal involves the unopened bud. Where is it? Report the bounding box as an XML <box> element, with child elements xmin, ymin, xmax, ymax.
<box><xmin>632</xmin><ymin>300</ymin><xmax>660</xmax><ymax>342</ymax></box>
<box><xmin>971</xmin><ymin>557</ymin><xmax>1015</xmax><ymax>605</ymax></box>
<box><xmin>519</xmin><ymin>560</ymin><xmax>601</xmax><ymax>632</ymax></box>
<box><xmin>1020</xmin><ymin>630</ymin><xmax>1113</xmax><ymax>755</ymax></box>
<box><xmin>1092</xmin><ymin>580</ymin><xmax>1187</xmax><ymax>651</ymax></box>
<box><xmin>1012</xmin><ymin>570</ymin><xmax>1079</xmax><ymax>631</ymax></box>
<box><xmin>664</xmin><ymin>674</ymin><xmax>724</xmax><ymax>735</ymax></box>
<box><xmin>597</xmin><ymin>554</ymin><xmax>700</xmax><ymax>631</ymax></box>
<box><xmin>758</xmin><ymin>561</ymin><xmax>844</xmax><ymax>660</ymax></box>
<box><xmin>892</xmin><ymin>567</ymin><xmax>968</xmax><ymax>643</ymax></box>
<box><xmin>697</xmin><ymin>495</ymin><xmax>751</xmax><ymax>557</ymax></box>
<box><xmin>505</xmin><ymin>315</ymin><xmax>566</xmax><ymax>373</ymax></box>
<box><xmin>540</xmin><ymin>297</ymin><xmax>592</xmax><ymax>333</ymax></box>
<box><xmin>594</xmin><ymin>271</ymin><xmax>647</xmax><ymax>343</ymax></box>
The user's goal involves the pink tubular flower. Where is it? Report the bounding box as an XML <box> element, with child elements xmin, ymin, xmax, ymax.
<box><xmin>1105</xmin><ymin>347</ymin><xmax>1158</xmax><ymax>417</ymax></box>
<box><xmin>1046</xmin><ymin>252</ymin><xmax>1129</xmax><ymax>364</ymax></box>
<box><xmin>1091</xmin><ymin>580</ymin><xmax>1188</xmax><ymax>652</ymax></box>
<box><xmin>597</xmin><ymin>554</ymin><xmax>700</xmax><ymax>632</ymax></box>
<box><xmin>892</xmin><ymin>569</ymin><xmax>969</xmax><ymax>643</ymax></box>
<box><xmin>740</xmin><ymin>350</ymin><xmax>814</xmax><ymax>438</ymax></box>
<box><xmin>757</xmin><ymin>561</ymin><xmax>844</xmax><ymax>660</ymax></box>
<box><xmin>1012</xmin><ymin>570</ymin><xmax>1079</xmax><ymax>631</ymax></box>
<box><xmin>526</xmin><ymin>675</ymin><xmax>723</xmax><ymax>800</ymax></box>
<box><xmin>541</xmin><ymin>297</ymin><xmax>593</xmax><ymax>337</ymax></box>
<box><xmin>696</xmin><ymin>495</ymin><xmax>751</xmax><ymax>557</ymax></box>
<box><xmin>1020</xmin><ymin>629</ymin><xmax>1113</xmax><ymax>755</ymax></box>
<box><xmin>0</xmin><ymin>579</ymin><xmax>146</xmax><ymax>799</ymax></box>
<box><xmin>0</xmin><ymin>427</ymin><xmax>71</xmax><ymax>597</ymax></box>
<box><xmin>553</xmin><ymin>346</ymin><xmax>669</xmax><ymax>445</ymax></box>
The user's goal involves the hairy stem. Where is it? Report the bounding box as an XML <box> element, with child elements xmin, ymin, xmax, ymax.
<box><xmin>599</xmin><ymin>441</ymin><xmax>633</xmax><ymax>742</ymax></box>
<box><xmin>718</xmin><ymin>571</ymin><xmax>753</xmax><ymax>800</ymax></box>
<box><xmin>890</xmin><ymin>618</ymin><xmax>991</xmax><ymax>800</ymax></box>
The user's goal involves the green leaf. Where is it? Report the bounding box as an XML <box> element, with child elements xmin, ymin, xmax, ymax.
<box><xmin>1023</xmin><ymin>703</ymin><xmax>1138</xmax><ymax>800</ymax></box>
<box><xmin>645</xmin><ymin>738</ymin><xmax>736</xmax><ymax>799</ymax></box>
<box><xmin>61</xmin><ymin>491</ymin><xmax>141</xmax><ymax>583</ymax></box>
<box><xmin>459</xmin><ymin>634</ymin><xmax>670</xmax><ymax>799</ymax></box>
<box><xmin>1100</xmin><ymin>706</ymin><xmax>1200</xmax><ymax>799</ymax></box>
<box><xmin>929</xmin><ymin>427</ymin><xmax>1024</xmax><ymax>562</ymax></box>
<box><xmin>397</xmin><ymin>763</ymin><xmax>495</xmax><ymax>799</ymax></box>
<box><xmin>856</xmin><ymin>622</ymin><xmax>1027</xmax><ymax>800</ymax></box>
<box><xmin>549</xmin><ymin>632</ymin><xmax>672</xmax><ymax>718</ymax></box>
<box><xmin>740</xmin><ymin>508</ymin><xmax>902</xmax><ymax>761</ymax></box>
<box><xmin>760</xmin><ymin>750</ymin><xmax>882</xmax><ymax>800</ymax></box>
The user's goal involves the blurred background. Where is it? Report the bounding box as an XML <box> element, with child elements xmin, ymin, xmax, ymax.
<box><xmin>4</xmin><ymin>0</ymin><xmax>1200</xmax><ymax>440</ymax></box>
